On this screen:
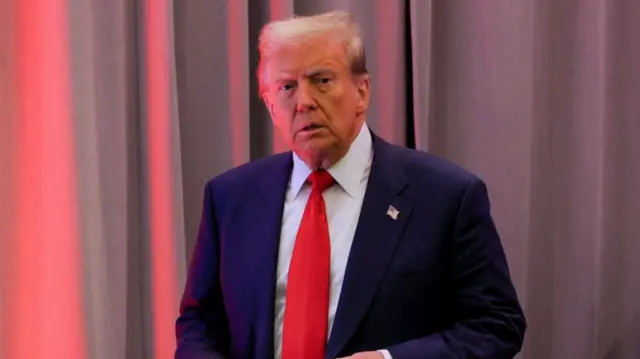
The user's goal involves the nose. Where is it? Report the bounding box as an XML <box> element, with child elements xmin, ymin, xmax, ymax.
<box><xmin>295</xmin><ymin>82</ymin><xmax>317</xmax><ymax>112</ymax></box>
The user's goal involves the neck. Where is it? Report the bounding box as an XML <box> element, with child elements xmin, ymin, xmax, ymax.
<box><xmin>300</xmin><ymin>148</ymin><xmax>348</xmax><ymax>170</ymax></box>
<box><xmin>297</xmin><ymin>119</ymin><xmax>366</xmax><ymax>170</ymax></box>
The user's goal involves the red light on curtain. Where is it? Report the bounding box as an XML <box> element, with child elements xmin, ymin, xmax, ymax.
<box><xmin>5</xmin><ymin>0</ymin><xmax>87</xmax><ymax>358</ymax></box>
<box><xmin>144</xmin><ymin>1</ymin><xmax>180</xmax><ymax>358</ymax></box>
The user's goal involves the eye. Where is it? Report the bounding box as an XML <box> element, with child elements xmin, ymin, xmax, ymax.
<box><xmin>316</xmin><ymin>77</ymin><xmax>331</xmax><ymax>85</ymax></box>
<box><xmin>278</xmin><ymin>83</ymin><xmax>295</xmax><ymax>92</ymax></box>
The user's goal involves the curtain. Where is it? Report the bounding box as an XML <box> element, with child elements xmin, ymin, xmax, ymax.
<box><xmin>1</xmin><ymin>0</ymin><xmax>639</xmax><ymax>358</ymax></box>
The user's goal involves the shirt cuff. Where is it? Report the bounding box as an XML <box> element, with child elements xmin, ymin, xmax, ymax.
<box><xmin>378</xmin><ymin>349</ymin><xmax>393</xmax><ymax>359</ymax></box>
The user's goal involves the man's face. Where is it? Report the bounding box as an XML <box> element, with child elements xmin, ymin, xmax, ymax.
<box><xmin>262</xmin><ymin>36</ymin><xmax>370</xmax><ymax>166</ymax></box>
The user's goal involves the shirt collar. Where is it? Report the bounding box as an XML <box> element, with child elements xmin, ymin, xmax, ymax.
<box><xmin>290</xmin><ymin>122</ymin><xmax>373</xmax><ymax>198</ymax></box>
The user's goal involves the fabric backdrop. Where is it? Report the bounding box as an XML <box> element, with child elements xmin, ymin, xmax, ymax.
<box><xmin>1</xmin><ymin>0</ymin><xmax>639</xmax><ymax>359</ymax></box>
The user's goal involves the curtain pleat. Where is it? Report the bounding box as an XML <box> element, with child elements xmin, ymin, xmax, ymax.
<box><xmin>4</xmin><ymin>1</ymin><xmax>87</xmax><ymax>358</ymax></box>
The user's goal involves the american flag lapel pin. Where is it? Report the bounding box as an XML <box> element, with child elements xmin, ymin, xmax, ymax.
<box><xmin>386</xmin><ymin>205</ymin><xmax>399</xmax><ymax>220</ymax></box>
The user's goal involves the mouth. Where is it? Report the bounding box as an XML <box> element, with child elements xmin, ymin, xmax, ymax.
<box><xmin>299</xmin><ymin>123</ymin><xmax>324</xmax><ymax>133</ymax></box>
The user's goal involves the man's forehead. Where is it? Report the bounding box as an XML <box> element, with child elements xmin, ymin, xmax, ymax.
<box><xmin>267</xmin><ymin>46</ymin><xmax>347</xmax><ymax>77</ymax></box>
<box><xmin>276</xmin><ymin>35</ymin><xmax>341</xmax><ymax>53</ymax></box>
<box><xmin>271</xmin><ymin>65</ymin><xmax>337</xmax><ymax>78</ymax></box>
<box><xmin>270</xmin><ymin>37</ymin><xmax>346</xmax><ymax>60</ymax></box>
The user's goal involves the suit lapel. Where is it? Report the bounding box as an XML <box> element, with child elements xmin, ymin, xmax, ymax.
<box><xmin>326</xmin><ymin>135</ymin><xmax>412</xmax><ymax>359</ymax></box>
<box><xmin>234</xmin><ymin>153</ymin><xmax>292</xmax><ymax>359</ymax></box>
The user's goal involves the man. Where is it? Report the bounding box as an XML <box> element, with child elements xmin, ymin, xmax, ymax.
<box><xmin>175</xmin><ymin>11</ymin><xmax>526</xmax><ymax>359</ymax></box>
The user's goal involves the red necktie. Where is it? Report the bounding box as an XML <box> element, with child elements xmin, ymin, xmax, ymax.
<box><xmin>282</xmin><ymin>169</ymin><xmax>335</xmax><ymax>359</ymax></box>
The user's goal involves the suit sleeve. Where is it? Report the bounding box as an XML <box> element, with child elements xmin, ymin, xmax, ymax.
<box><xmin>175</xmin><ymin>181</ymin><xmax>229</xmax><ymax>359</ymax></box>
<box><xmin>386</xmin><ymin>178</ymin><xmax>526</xmax><ymax>359</ymax></box>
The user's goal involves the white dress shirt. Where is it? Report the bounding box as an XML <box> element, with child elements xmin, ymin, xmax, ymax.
<box><xmin>273</xmin><ymin>123</ymin><xmax>392</xmax><ymax>359</ymax></box>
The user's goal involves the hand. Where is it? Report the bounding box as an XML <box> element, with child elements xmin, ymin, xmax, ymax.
<box><xmin>337</xmin><ymin>351</ymin><xmax>385</xmax><ymax>359</ymax></box>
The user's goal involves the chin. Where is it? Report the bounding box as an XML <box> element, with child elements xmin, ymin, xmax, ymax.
<box><xmin>297</xmin><ymin>137</ymin><xmax>333</xmax><ymax>154</ymax></box>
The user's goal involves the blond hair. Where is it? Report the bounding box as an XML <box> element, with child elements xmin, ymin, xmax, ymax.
<box><xmin>257</xmin><ymin>11</ymin><xmax>368</xmax><ymax>96</ymax></box>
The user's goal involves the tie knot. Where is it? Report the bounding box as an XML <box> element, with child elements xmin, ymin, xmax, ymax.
<box><xmin>308</xmin><ymin>170</ymin><xmax>335</xmax><ymax>193</ymax></box>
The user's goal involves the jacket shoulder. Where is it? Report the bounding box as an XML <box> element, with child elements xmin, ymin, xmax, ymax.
<box><xmin>390</xmin><ymin>144</ymin><xmax>481</xmax><ymax>189</ymax></box>
<box><xmin>203</xmin><ymin>152</ymin><xmax>291</xmax><ymax>205</ymax></box>
<box><xmin>210</xmin><ymin>152</ymin><xmax>289</xmax><ymax>185</ymax></box>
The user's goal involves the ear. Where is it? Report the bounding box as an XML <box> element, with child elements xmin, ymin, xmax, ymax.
<box><xmin>262</xmin><ymin>94</ymin><xmax>276</xmax><ymax>121</ymax></box>
<box><xmin>354</xmin><ymin>74</ymin><xmax>371</xmax><ymax>115</ymax></box>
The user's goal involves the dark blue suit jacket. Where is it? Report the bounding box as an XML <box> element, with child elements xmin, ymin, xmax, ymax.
<box><xmin>175</xmin><ymin>132</ymin><xmax>526</xmax><ymax>359</ymax></box>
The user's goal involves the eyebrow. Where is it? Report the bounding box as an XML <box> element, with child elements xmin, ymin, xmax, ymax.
<box><xmin>271</xmin><ymin>68</ymin><xmax>336</xmax><ymax>83</ymax></box>
<box><xmin>304</xmin><ymin>68</ymin><xmax>336</xmax><ymax>77</ymax></box>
